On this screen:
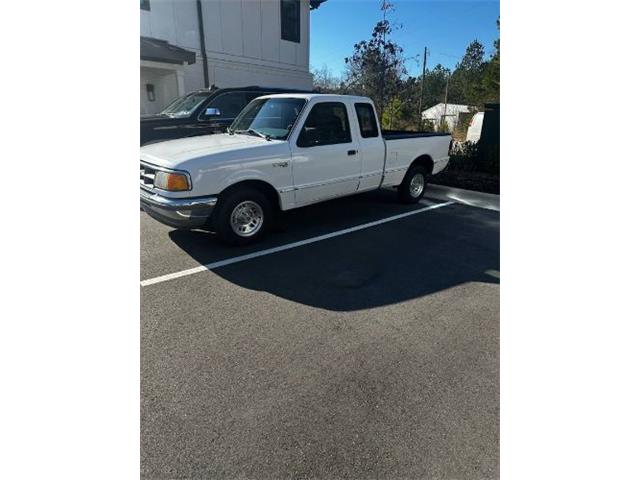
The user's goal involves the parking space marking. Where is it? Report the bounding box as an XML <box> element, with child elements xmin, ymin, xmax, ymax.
<box><xmin>140</xmin><ymin>200</ymin><xmax>455</xmax><ymax>288</ymax></box>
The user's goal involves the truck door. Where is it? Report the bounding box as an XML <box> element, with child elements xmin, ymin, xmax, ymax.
<box><xmin>291</xmin><ymin>101</ymin><xmax>361</xmax><ymax>206</ymax></box>
<box><xmin>353</xmin><ymin>102</ymin><xmax>385</xmax><ymax>191</ymax></box>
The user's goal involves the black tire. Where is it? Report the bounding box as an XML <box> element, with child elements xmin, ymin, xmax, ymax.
<box><xmin>397</xmin><ymin>165</ymin><xmax>428</xmax><ymax>204</ymax></box>
<box><xmin>212</xmin><ymin>187</ymin><xmax>273</xmax><ymax>245</ymax></box>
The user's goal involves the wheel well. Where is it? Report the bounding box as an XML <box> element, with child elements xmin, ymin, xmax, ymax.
<box><xmin>410</xmin><ymin>155</ymin><xmax>434</xmax><ymax>175</ymax></box>
<box><xmin>221</xmin><ymin>180</ymin><xmax>282</xmax><ymax>211</ymax></box>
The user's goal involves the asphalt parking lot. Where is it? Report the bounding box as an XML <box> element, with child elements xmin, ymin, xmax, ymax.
<box><xmin>141</xmin><ymin>187</ymin><xmax>500</xmax><ymax>479</ymax></box>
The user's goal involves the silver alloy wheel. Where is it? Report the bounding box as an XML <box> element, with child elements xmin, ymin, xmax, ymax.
<box><xmin>230</xmin><ymin>200</ymin><xmax>264</xmax><ymax>237</ymax></box>
<box><xmin>409</xmin><ymin>173</ymin><xmax>425</xmax><ymax>198</ymax></box>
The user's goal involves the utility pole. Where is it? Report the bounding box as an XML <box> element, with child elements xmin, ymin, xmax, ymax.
<box><xmin>417</xmin><ymin>46</ymin><xmax>428</xmax><ymax>130</ymax></box>
<box><xmin>196</xmin><ymin>0</ymin><xmax>210</xmax><ymax>88</ymax></box>
<box><xmin>441</xmin><ymin>74</ymin><xmax>450</xmax><ymax>131</ymax></box>
<box><xmin>379</xmin><ymin>0</ymin><xmax>390</xmax><ymax>124</ymax></box>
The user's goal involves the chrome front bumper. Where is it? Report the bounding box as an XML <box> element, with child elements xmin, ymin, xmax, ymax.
<box><xmin>140</xmin><ymin>188</ymin><xmax>218</xmax><ymax>229</ymax></box>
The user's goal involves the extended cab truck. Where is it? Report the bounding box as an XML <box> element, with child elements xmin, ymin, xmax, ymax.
<box><xmin>140</xmin><ymin>86</ymin><xmax>311</xmax><ymax>146</ymax></box>
<box><xmin>140</xmin><ymin>94</ymin><xmax>451</xmax><ymax>245</ymax></box>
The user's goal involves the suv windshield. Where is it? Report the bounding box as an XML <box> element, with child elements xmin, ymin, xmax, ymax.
<box><xmin>161</xmin><ymin>91</ymin><xmax>210</xmax><ymax>118</ymax></box>
<box><xmin>229</xmin><ymin>97</ymin><xmax>306</xmax><ymax>140</ymax></box>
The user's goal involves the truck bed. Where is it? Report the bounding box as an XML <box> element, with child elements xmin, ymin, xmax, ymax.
<box><xmin>382</xmin><ymin>130</ymin><xmax>451</xmax><ymax>141</ymax></box>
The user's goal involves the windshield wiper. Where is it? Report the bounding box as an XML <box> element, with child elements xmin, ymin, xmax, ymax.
<box><xmin>234</xmin><ymin>129</ymin><xmax>271</xmax><ymax>141</ymax></box>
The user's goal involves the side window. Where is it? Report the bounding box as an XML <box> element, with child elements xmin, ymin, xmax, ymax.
<box><xmin>297</xmin><ymin>102</ymin><xmax>352</xmax><ymax>148</ymax></box>
<box><xmin>355</xmin><ymin>103</ymin><xmax>379</xmax><ymax>138</ymax></box>
<box><xmin>202</xmin><ymin>92</ymin><xmax>247</xmax><ymax>120</ymax></box>
<box><xmin>140</xmin><ymin>0</ymin><xmax>150</xmax><ymax>11</ymax></box>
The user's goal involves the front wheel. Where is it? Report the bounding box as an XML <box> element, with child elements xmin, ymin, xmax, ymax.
<box><xmin>398</xmin><ymin>166</ymin><xmax>428</xmax><ymax>204</ymax></box>
<box><xmin>212</xmin><ymin>187</ymin><xmax>273</xmax><ymax>245</ymax></box>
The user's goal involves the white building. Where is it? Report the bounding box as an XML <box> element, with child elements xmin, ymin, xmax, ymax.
<box><xmin>421</xmin><ymin>103</ymin><xmax>472</xmax><ymax>131</ymax></box>
<box><xmin>140</xmin><ymin>0</ymin><xmax>324</xmax><ymax>114</ymax></box>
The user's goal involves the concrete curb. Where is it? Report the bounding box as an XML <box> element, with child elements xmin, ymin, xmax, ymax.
<box><xmin>426</xmin><ymin>184</ymin><xmax>500</xmax><ymax>211</ymax></box>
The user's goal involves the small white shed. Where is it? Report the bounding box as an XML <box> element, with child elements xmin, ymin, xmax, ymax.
<box><xmin>421</xmin><ymin>103</ymin><xmax>472</xmax><ymax>131</ymax></box>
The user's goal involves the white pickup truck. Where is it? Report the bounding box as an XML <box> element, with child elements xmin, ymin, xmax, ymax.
<box><xmin>140</xmin><ymin>94</ymin><xmax>451</xmax><ymax>244</ymax></box>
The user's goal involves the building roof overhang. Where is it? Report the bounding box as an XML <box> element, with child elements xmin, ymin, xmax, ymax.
<box><xmin>310</xmin><ymin>0</ymin><xmax>328</xmax><ymax>10</ymax></box>
<box><xmin>140</xmin><ymin>36</ymin><xmax>196</xmax><ymax>65</ymax></box>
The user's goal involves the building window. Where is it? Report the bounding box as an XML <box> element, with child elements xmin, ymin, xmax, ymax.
<box><xmin>281</xmin><ymin>0</ymin><xmax>300</xmax><ymax>43</ymax></box>
<box><xmin>140</xmin><ymin>0</ymin><xmax>150</xmax><ymax>11</ymax></box>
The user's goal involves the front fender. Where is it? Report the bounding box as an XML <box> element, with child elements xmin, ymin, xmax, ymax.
<box><xmin>217</xmin><ymin>168</ymin><xmax>278</xmax><ymax>192</ymax></box>
<box><xmin>195</xmin><ymin>162</ymin><xmax>294</xmax><ymax>209</ymax></box>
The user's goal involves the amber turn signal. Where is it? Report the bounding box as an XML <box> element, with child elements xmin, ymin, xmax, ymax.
<box><xmin>153</xmin><ymin>171</ymin><xmax>190</xmax><ymax>191</ymax></box>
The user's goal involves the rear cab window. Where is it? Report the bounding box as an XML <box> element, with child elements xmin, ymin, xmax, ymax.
<box><xmin>354</xmin><ymin>103</ymin><xmax>379</xmax><ymax>138</ymax></box>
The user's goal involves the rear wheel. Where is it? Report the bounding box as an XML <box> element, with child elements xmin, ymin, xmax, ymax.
<box><xmin>213</xmin><ymin>187</ymin><xmax>273</xmax><ymax>245</ymax></box>
<box><xmin>398</xmin><ymin>165</ymin><xmax>428</xmax><ymax>204</ymax></box>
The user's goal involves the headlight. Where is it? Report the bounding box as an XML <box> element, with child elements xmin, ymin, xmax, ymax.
<box><xmin>154</xmin><ymin>171</ymin><xmax>191</xmax><ymax>191</ymax></box>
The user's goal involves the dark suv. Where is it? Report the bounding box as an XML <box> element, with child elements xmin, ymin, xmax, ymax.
<box><xmin>140</xmin><ymin>85</ymin><xmax>311</xmax><ymax>146</ymax></box>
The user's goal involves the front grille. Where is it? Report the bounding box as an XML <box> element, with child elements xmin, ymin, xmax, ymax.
<box><xmin>140</xmin><ymin>162</ymin><xmax>157</xmax><ymax>189</ymax></box>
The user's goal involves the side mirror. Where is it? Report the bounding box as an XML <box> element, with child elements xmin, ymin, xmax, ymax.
<box><xmin>204</xmin><ymin>107</ymin><xmax>221</xmax><ymax>117</ymax></box>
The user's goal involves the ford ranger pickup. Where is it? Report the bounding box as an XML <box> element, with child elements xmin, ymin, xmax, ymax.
<box><xmin>140</xmin><ymin>94</ymin><xmax>451</xmax><ymax>245</ymax></box>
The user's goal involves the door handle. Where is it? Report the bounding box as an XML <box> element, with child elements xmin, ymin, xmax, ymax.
<box><xmin>348</xmin><ymin>149</ymin><xmax>358</xmax><ymax>156</ymax></box>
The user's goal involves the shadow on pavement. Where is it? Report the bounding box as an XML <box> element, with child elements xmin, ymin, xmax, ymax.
<box><xmin>168</xmin><ymin>192</ymin><xmax>499</xmax><ymax>312</ymax></box>
<box><xmin>164</xmin><ymin>189</ymin><xmax>429</xmax><ymax>268</ymax></box>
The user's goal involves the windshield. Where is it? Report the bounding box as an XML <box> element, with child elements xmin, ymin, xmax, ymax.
<box><xmin>161</xmin><ymin>91</ymin><xmax>210</xmax><ymax>118</ymax></box>
<box><xmin>229</xmin><ymin>97</ymin><xmax>307</xmax><ymax>140</ymax></box>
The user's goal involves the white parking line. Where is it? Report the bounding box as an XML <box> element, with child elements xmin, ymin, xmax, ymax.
<box><xmin>140</xmin><ymin>200</ymin><xmax>455</xmax><ymax>288</ymax></box>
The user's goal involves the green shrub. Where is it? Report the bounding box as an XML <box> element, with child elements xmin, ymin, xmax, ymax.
<box><xmin>448</xmin><ymin>141</ymin><xmax>499</xmax><ymax>175</ymax></box>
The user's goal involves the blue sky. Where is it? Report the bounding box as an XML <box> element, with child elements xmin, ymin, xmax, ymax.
<box><xmin>310</xmin><ymin>0</ymin><xmax>500</xmax><ymax>77</ymax></box>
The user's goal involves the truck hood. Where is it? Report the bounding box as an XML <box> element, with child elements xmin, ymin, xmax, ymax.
<box><xmin>140</xmin><ymin>133</ymin><xmax>279</xmax><ymax>169</ymax></box>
